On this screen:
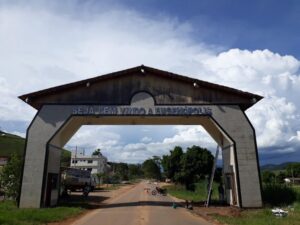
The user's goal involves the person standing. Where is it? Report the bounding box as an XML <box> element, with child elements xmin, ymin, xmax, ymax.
<box><xmin>83</xmin><ymin>182</ymin><xmax>90</xmax><ymax>197</ymax></box>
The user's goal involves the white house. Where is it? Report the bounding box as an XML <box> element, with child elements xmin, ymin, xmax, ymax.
<box><xmin>70</xmin><ymin>152</ymin><xmax>110</xmax><ymax>175</ymax></box>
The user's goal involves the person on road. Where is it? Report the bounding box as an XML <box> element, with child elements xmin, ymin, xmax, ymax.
<box><xmin>83</xmin><ymin>182</ymin><xmax>90</xmax><ymax>197</ymax></box>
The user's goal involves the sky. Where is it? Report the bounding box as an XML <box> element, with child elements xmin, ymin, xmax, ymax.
<box><xmin>0</xmin><ymin>0</ymin><xmax>299</xmax><ymax>165</ymax></box>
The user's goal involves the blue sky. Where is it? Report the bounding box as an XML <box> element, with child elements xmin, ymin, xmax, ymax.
<box><xmin>131</xmin><ymin>0</ymin><xmax>300</xmax><ymax>58</ymax></box>
<box><xmin>0</xmin><ymin>0</ymin><xmax>300</xmax><ymax>165</ymax></box>
<box><xmin>47</xmin><ymin>0</ymin><xmax>300</xmax><ymax>58</ymax></box>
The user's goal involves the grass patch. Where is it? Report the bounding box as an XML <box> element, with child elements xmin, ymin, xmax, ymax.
<box><xmin>0</xmin><ymin>200</ymin><xmax>84</xmax><ymax>225</ymax></box>
<box><xmin>214</xmin><ymin>202</ymin><xmax>300</xmax><ymax>225</ymax></box>
<box><xmin>214</xmin><ymin>186</ymin><xmax>300</xmax><ymax>225</ymax></box>
<box><xmin>165</xmin><ymin>181</ymin><xmax>219</xmax><ymax>202</ymax></box>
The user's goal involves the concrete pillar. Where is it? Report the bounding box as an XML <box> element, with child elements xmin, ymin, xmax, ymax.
<box><xmin>212</xmin><ymin>105</ymin><xmax>262</xmax><ymax>208</ymax></box>
<box><xmin>19</xmin><ymin>106</ymin><xmax>70</xmax><ymax>208</ymax></box>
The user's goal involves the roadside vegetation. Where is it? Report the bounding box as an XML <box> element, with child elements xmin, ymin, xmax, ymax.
<box><xmin>213</xmin><ymin>163</ymin><xmax>300</xmax><ymax>225</ymax></box>
<box><xmin>160</xmin><ymin>146</ymin><xmax>215</xmax><ymax>191</ymax></box>
<box><xmin>0</xmin><ymin>200</ymin><xmax>83</xmax><ymax>225</ymax></box>
<box><xmin>214</xmin><ymin>202</ymin><xmax>300</xmax><ymax>225</ymax></box>
<box><xmin>96</xmin><ymin>162</ymin><xmax>144</xmax><ymax>185</ymax></box>
<box><xmin>94</xmin><ymin>145</ymin><xmax>215</xmax><ymax>189</ymax></box>
<box><xmin>0</xmin><ymin>153</ymin><xmax>21</xmax><ymax>200</ymax></box>
<box><xmin>165</xmin><ymin>181</ymin><xmax>219</xmax><ymax>202</ymax></box>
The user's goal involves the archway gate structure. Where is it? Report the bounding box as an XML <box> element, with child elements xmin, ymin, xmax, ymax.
<box><xmin>18</xmin><ymin>65</ymin><xmax>263</xmax><ymax>208</ymax></box>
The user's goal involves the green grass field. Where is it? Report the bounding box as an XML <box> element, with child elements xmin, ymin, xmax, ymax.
<box><xmin>0</xmin><ymin>200</ymin><xmax>84</xmax><ymax>225</ymax></box>
<box><xmin>214</xmin><ymin>186</ymin><xmax>300</xmax><ymax>225</ymax></box>
<box><xmin>165</xmin><ymin>181</ymin><xmax>219</xmax><ymax>202</ymax></box>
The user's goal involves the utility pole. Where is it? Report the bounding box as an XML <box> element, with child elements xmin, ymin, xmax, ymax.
<box><xmin>75</xmin><ymin>146</ymin><xmax>77</xmax><ymax>168</ymax></box>
<box><xmin>205</xmin><ymin>145</ymin><xmax>220</xmax><ymax>207</ymax></box>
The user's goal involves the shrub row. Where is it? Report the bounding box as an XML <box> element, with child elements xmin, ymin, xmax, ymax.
<box><xmin>262</xmin><ymin>184</ymin><xmax>298</xmax><ymax>206</ymax></box>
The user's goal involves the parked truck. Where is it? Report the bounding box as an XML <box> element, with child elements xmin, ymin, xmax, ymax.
<box><xmin>61</xmin><ymin>168</ymin><xmax>96</xmax><ymax>192</ymax></box>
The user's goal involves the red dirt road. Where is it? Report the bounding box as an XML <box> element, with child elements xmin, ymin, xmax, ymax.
<box><xmin>72</xmin><ymin>181</ymin><xmax>213</xmax><ymax>225</ymax></box>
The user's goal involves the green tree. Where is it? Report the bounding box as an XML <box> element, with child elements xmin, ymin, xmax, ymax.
<box><xmin>286</xmin><ymin>163</ymin><xmax>300</xmax><ymax>178</ymax></box>
<box><xmin>0</xmin><ymin>153</ymin><xmax>22</xmax><ymax>200</ymax></box>
<box><xmin>128</xmin><ymin>164</ymin><xmax>143</xmax><ymax>180</ymax></box>
<box><xmin>276</xmin><ymin>171</ymin><xmax>286</xmax><ymax>184</ymax></box>
<box><xmin>60</xmin><ymin>150</ymin><xmax>71</xmax><ymax>167</ymax></box>
<box><xmin>161</xmin><ymin>146</ymin><xmax>183</xmax><ymax>181</ymax></box>
<box><xmin>142</xmin><ymin>158</ymin><xmax>161</xmax><ymax>180</ymax></box>
<box><xmin>152</xmin><ymin>156</ymin><xmax>162</xmax><ymax>168</ymax></box>
<box><xmin>176</xmin><ymin>145</ymin><xmax>214</xmax><ymax>191</ymax></box>
<box><xmin>110</xmin><ymin>173</ymin><xmax>121</xmax><ymax>184</ymax></box>
<box><xmin>92</xmin><ymin>149</ymin><xmax>101</xmax><ymax>156</ymax></box>
<box><xmin>96</xmin><ymin>172</ymin><xmax>109</xmax><ymax>184</ymax></box>
<box><xmin>115</xmin><ymin>163</ymin><xmax>129</xmax><ymax>181</ymax></box>
<box><xmin>262</xmin><ymin>171</ymin><xmax>276</xmax><ymax>184</ymax></box>
<box><xmin>161</xmin><ymin>155</ymin><xmax>171</xmax><ymax>178</ymax></box>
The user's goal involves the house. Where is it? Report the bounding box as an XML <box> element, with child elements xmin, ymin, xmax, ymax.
<box><xmin>284</xmin><ymin>177</ymin><xmax>300</xmax><ymax>185</ymax></box>
<box><xmin>70</xmin><ymin>152</ymin><xmax>110</xmax><ymax>175</ymax></box>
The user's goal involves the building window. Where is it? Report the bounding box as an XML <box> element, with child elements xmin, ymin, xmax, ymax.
<box><xmin>88</xmin><ymin>160</ymin><xmax>93</xmax><ymax>164</ymax></box>
<box><xmin>72</xmin><ymin>160</ymin><xmax>78</xmax><ymax>164</ymax></box>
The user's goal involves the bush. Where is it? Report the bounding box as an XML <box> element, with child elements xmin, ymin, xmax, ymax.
<box><xmin>262</xmin><ymin>184</ymin><xmax>297</xmax><ymax>206</ymax></box>
<box><xmin>0</xmin><ymin>153</ymin><xmax>22</xmax><ymax>200</ymax></box>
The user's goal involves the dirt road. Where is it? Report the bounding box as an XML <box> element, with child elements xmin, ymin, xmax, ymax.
<box><xmin>72</xmin><ymin>181</ymin><xmax>213</xmax><ymax>225</ymax></box>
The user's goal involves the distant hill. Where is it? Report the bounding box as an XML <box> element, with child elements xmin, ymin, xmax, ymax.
<box><xmin>0</xmin><ymin>130</ymin><xmax>71</xmax><ymax>167</ymax></box>
<box><xmin>0</xmin><ymin>131</ymin><xmax>25</xmax><ymax>157</ymax></box>
<box><xmin>260</xmin><ymin>162</ymin><xmax>297</xmax><ymax>171</ymax></box>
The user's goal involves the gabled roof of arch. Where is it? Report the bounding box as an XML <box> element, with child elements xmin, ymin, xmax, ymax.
<box><xmin>19</xmin><ymin>65</ymin><xmax>263</xmax><ymax>110</ymax></box>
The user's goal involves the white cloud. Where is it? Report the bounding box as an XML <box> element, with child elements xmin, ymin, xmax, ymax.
<box><xmin>141</xmin><ymin>136</ymin><xmax>152</xmax><ymax>143</ymax></box>
<box><xmin>66</xmin><ymin>126</ymin><xmax>121</xmax><ymax>151</ymax></box>
<box><xmin>199</xmin><ymin>49</ymin><xmax>300</xmax><ymax>154</ymax></box>
<box><xmin>0</xmin><ymin>2</ymin><xmax>300</xmax><ymax>163</ymax></box>
<box><xmin>163</xmin><ymin>126</ymin><xmax>215</xmax><ymax>148</ymax></box>
<box><xmin>289</xmin><ymin>131</ymin><xmax>300</xmax><ymax>142</ymax></box>
<box><xmin>4</xmin><ymin>130</ymin><xmax>26</xmax><ymax>138</ymax></box>
<box><xmin>0</xmin><ymin>2</ymin><xmax>213</xmax><ymax>122</ymax></box>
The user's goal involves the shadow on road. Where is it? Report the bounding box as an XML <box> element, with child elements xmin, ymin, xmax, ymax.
<box><xmin>100</xmin><ymin>201</ymin><xmax>184</xmax><ymax>209</ymax></box>
<box><xmin>59</xmin><ymin>194</ymin><xmax>110</xmax><ymax>209</ymax></box>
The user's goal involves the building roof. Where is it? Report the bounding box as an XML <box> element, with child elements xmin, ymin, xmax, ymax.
<box><xmin>19</xmin><ymin>65</ymin><xmax>263</xmax><ymax>110</ymax></box>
